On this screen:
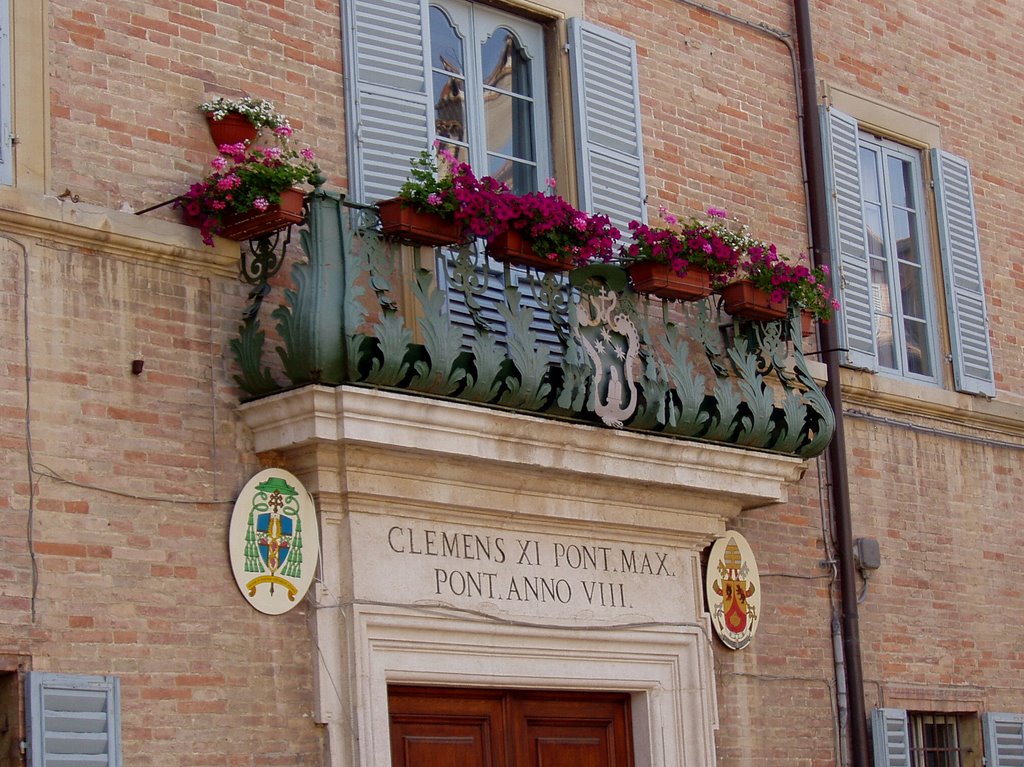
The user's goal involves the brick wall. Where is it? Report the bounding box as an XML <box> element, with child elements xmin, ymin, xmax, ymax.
<box><xmin>4</xmin><ymin>0</ymin><xmax>1022</xmax><ymax>765</ymax></box>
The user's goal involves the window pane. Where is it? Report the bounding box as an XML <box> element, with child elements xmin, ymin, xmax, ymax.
<box><xmin>487</xmin><ymin>155</ymin><xmax>536</xmax><ymax>193</ymax></box>
<box><xmin>859</xmin><ymin>147</ymin><xmax>881</xmax><ymax>203</ymax></box>
<box><xmin>898</xmin><ymin>261</ymin><xmax>927</xmax><ymax>321</ymax></box>
<box><xmin>892</xmin><ymin>209</ymin><xmax>920</xmax><ymax>264</ymax></box>
<box><xmin>863</xmin><ymin>204</ymin><xmax>885</xmax><ymax>259</ymax></box>
<box><xmin>887</xmin><ymin>155</ymin><xmax>914</xmax><ymax>208</ymax></box>
<box><xmin>430</xmin><ymin>7</ymin><xmax>464</xmax><ymax>73</ymax></box>
<box><xmin>904</xmin><ymin>317</ymin><xmax>932</xmax><ymax>376</ymax></box>
<box><xmin>870</xmin><ymin>257</ymin><xmax>892</xmax><ymax>315</ymax></box>
<box><xmin>876</xmin><ymin>312</ymin><xmax>896</xmax><ymax>370</ymax></box>
<box><xmin>484</xmin><ymin>93</ymin><xmax>535</xmax><ymax>161</ymax></box>
<box><xmin>431</xmin><ymin>8</ymin><xmax>469</xmax><ymax>150</ymax></box>
<box><xmin>481</xmin><ymin>28</ymin><xmax>531</xmax><ymax>97</ymax></box>
<box><xmin>434</xmin><ymin>71</ymin><xmax>468</xmax><ymax>144</ymax></box>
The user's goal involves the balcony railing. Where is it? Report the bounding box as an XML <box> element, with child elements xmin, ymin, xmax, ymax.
<box><xmin>230</xmin><ymin>189</ymin><xmax>834</xmax><ymax>459</ymax></box>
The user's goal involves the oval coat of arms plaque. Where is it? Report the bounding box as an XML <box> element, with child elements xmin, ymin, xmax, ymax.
<box><xmin>229</xmin><ymin>468</ymin><xmax>319</xmax><ymax>615</ymax></box>
<box><xmin>706</xmin><ymin>532</ymin><xmax>761</xmax><ymax>650</ymax></box>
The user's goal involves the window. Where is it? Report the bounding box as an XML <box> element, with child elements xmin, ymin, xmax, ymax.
<box><xmin>857</xmin><ymin>134</ymin><xmax>938</xmax><ymax>382</ymax></box>
<box><xmin>872</xmin><ymin>708</ymin><xmax>1024</xmax><ymax>767</ymax></box>
<box><xmin>428</xmin><ymin>1</ymin><xmax>550</xmax><ymax>192</ymax></box>
<box><xmin>25</xmin><ymin>672</ymin><xmax>122</xmax><ymax>767</ymax></box>
<box><xmin>341</xmin><ymin>0</ymin><xmax>646</xmax><ymax>231</ymax></box>
<box><xmin>822</xmin><ymin>106</ymin><xmax>995</xmax><ymax>396</ymax></box>
<box><xmin>910</xmin><ymin>713</ymin><xmax>965</xmax><ymax>767</ymax></box>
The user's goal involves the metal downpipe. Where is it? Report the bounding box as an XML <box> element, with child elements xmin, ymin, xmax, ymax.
<box><xmin>791</xmin><ymin>1</ymin><xmax>871</xmax><ymax>765</ymax></box>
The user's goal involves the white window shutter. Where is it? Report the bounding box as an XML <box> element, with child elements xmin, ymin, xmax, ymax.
<box><xmin>25</xmin><ymin>672</ymin><xmax>122</xmax><ymax>767</ymax></box>
<box><xmin>568</xmin><ymin>18</ymin><xmax>647</xmax><ymax>235</ymax></box>
<box><xmin>0</xmin><ymin>0</ymin><xmax>12</xmax><ymax>186</ymax></box>
<box><xmin>930</xmin><ymin>149</ymin><xmax>996</xmax><ymax>397</ymax></box>
<box><xmin>342</xmin><ymin>0</ymin><xmax>431</xmax><ymax>203</ymax></box>
<box><xmin>871</xmin><ymin>708</ymin><xmax>911</xmax><ymax>767</ymax></box>
<box><xmin>984</xmin><ymin>713</ymin><xmax>1024</xmax><ymax>767</ymax></box>
<box><xmin>821</xmin><ymin>106</ymin><xmax>877</xmax><ymax>370</ymax></box>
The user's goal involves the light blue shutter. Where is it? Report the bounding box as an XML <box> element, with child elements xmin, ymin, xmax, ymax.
<box><xmin>930</xmin><ymin>149</ymin><xmax>995</xmax><ymax>397</ymax></box>
<box><xmin>26</xmin><ymin>673</ymin><xmax>122</xmax><ymax>767</ymax></box>
<box><xmin>568</xmin><ymin>19</ymin><xmax>647</xmax><ymax>235</ymax></box>
<box><xmin>984</xmin><ymin>713</ymin><xmax>1024</xmax><ymax>767</ymax></box>
<box><xmin>343</xmin><ymin>0</ymin><xmax>431</xmax><ymax>203</ymax></box>
<box><xmin>871</xmin><ymin>708</ymin><xmax>911</xmax><ymax>767</ymax></box>
<box><xmin>0</xmin><ymin>0</ymin><xmax>11</xmax><ymax>186</ymax></box>
<box><xmin>822</xmin><ymin>106</ymin><xmax>876</xmax><ymax>370</ymax></box>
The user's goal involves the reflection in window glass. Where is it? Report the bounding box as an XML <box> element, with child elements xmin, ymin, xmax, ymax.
<box><xmin>430</xmin><ymin>7</ymin><xmax>469</xmax><ymax>156</ymax></box>
<box><xmin>480</xmin><ymin>27</ymin><xmax>536</xmax><ymax>192</ymax></box>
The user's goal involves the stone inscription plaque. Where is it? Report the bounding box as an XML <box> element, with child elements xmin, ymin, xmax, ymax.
<box><xmin>349</xmin><ymin>516</ymin><xmax>694</xmax><ymax>622</ymax></box>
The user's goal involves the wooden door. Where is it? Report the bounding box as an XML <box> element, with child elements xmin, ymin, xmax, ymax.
<box><xmin>389</xmin><ymin>686</ymin><xmax>634</xmax><ymax>767</ymax></box>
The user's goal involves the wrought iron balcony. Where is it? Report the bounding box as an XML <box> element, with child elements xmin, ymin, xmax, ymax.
<box><xmin>231</xmin><ymin>189</ymin><xmax>834</xmax><ymax>459</ymax></box>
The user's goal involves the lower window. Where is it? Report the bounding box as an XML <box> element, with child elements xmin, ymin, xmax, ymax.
<box><xmin>910</xmin><ymin>712</ymin><xmax>966</xmax><ymax>767</ymax></box>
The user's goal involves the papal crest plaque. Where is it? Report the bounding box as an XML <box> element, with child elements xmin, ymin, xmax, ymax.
<box><xmin>706</xmin><ymin>532</ymin><xmax>761</xmax><ymax>650</ymax></box>
<box><xmin>229</xmin><ymin>469</ymin><xmax>319</xmax><ymax>615</ymax></box>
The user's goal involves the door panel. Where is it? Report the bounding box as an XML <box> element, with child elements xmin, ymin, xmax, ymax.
<box><xmin>388</xmin><ymin>686</ymin><xmax>633</xmax><ymax>767</ymax></box>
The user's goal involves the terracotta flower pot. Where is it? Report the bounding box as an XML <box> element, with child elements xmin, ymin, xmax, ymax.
<box><xmin>487</xmin><ymin>229</ymin><xmax>572</xmax><ymax>272</ymax></box>
<box><xmin>627</xmin><ymin>262</ymin><xmax>712</xmax><ymax>301</ymax></box>
<box><xmin>205</xmin><ymin>112</ymin><xmax>259</xmax><ymax>148</ymax></box>
<box><xmin>720</xmin><ymin>280</ymin><xmax>788</xmax><ymax>321</ymax></box>
<box><xmin>219</xmin><ymin>188</ymin><xmax>306</xmax><ymax>241</ymax></box>
<box><xmin>800</xmin><ymin>311</ymin><xmax>815</xmax><ymax>337</ymax></box>
<box><xmin>377</xmin><ymin>197</ymin><xmax>464</xmax><ymax>247</ymax></box>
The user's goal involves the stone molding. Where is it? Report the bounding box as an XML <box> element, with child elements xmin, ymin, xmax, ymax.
<box><xmin>0</xmin><ymin>187</ymin><xmax>238</xmax><ymax>278</ymax></box>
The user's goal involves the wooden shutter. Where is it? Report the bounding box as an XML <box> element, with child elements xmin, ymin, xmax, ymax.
<box><xmin>568</xmin><ymin>19</ymin><xmax>647</xmax><ymax>235</ymax></box>
<box><xmin>871</xmin><ymin>708</ymin><xmax>911</xmax><ymax>767</ymax></box>
<box><xmin>930</xmin><ymin>149</ymin><xmax>996</xmax><ymax>397</ymax></box>
<box><xmin>821</xmin><ymin>106</ymin><xmax>877</xmax><ymax>370</ymax></box>
<box><xmin>25</xmin><ymin>673</ymin><xmax>122</xmax><ymax>767</ymax></box>
<box><xmin>0</xmin><ymin>0</ymin><xmax>11</xmax><ymax>186</ymax></box>
<box><xmin>342</xmin><ymin>0</ymin><xmax>431</xmax><ymax>203</ymax></box>
<box><xmin>984</xmin><ymin>713</ymin><xmax>1024</xmax><ymax>767</ymax></box>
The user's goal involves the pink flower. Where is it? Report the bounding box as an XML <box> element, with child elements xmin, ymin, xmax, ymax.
<box><xmin>545</xmin><ymin>177</ymin><xmax>557</xmax><ymax>189</ymax></box>
<box><xmin>263</xmin><ymin>147</ymin><xmax>282</xmax><ymax>160</ymax></box>
<box><xmin>210</xmin><ymin>156</ymin><xmax>227</xmax><ymax>171</ymax></box>
<box><xmin>426</xmin><ymin>193</ymin><xmax>442</xmax><ymax>206</ymax></box>
<box><xmin>274</xmin><ymin>125</ymin><xmax>293</xmax><ymax>137</ymax></box>
<box><xmin>301</xmin><ymin>148</ymin><xmax>315</xmax><ymax>161</ymax></box>
<box><xmin>253</xmin><ymin>197</ymin><xmax>269</xmax><ymax>212</ymax></box>
<box><xmin>707</xmin><ymin>206</ymin><xmax>728</xmax><ymax>218</ymax></box>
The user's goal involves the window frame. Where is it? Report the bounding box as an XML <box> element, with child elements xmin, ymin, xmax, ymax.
<box><xmin>856</xmin><ymin>131</ymin><xmax>941</xmax><ymax>384</ymax></box>
<box><xmin>428</xmin><ymin>0</ymin><xmax>554</xmax><ymax>192</ymax></box>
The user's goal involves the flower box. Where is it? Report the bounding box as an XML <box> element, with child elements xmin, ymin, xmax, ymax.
<box><xmin>627</xmin><ymin>262</ymin><xmax>712</xmax><ymax>301</ymax></box>
<box><xmin>721</xmin><ymin>279</ymin><xmax>788</xmax><ymax>321</ymax></box>
<box><xmin>205</xmin><ymin>112</ymin><xmax>259</xmax><ymax>148</ymax></box>
<box><xmin>377</xmin><ymin>197</ymin><xmax>464</xmax><ymax>247</ymax></box>
<box><xmin>487</xmin><ymin>229</ymin><xmax>573</xmax><ymax>272</ymax></box>
<box><xmin>219</xmin><ymin>188</ymin><xmax>306</xmax><ymax>241</ymax></box>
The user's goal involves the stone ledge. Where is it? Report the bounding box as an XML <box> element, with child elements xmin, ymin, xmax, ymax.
<box><xmin>239</xmin><ymin>385</ymin><xmax>808</xmax><ymax>521</ymax></box>
<box><xmin>840</xmin><ymin>367</ymin><xmax>1024</xmax><ymax>439</ymax></box>
<box><xmin>0</xmin><ymin>186</ymin><xmax>239</xmax><ymax>278</ymax></box>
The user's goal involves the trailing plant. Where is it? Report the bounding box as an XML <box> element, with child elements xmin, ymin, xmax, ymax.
<box><xmin>175</xmin><ymin>128</ymin><xmax>317</xmax><ymax>246</ymax></box>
